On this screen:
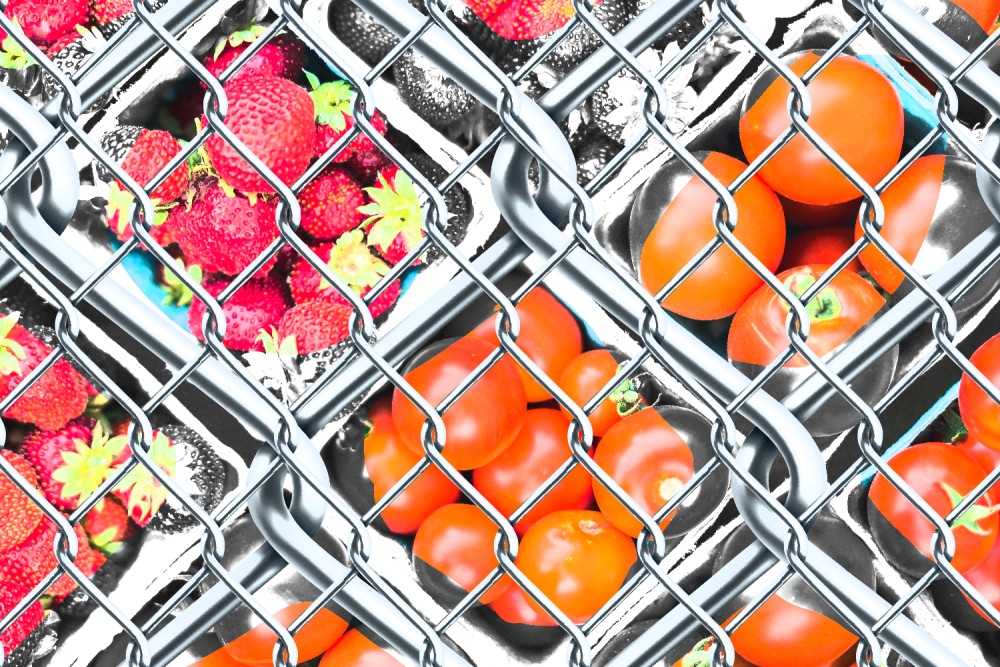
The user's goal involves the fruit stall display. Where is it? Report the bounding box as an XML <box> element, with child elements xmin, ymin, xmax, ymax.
<box><xmin>2</xmin><ymin>0</ymin><xmax>1000</xmax><ymax>667</ymax></box>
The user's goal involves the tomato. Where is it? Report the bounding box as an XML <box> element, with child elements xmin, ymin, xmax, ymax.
<box><xmin>868</xmin><ymin>442</ymin><xmax>999</xmax><ymax>575</ymax></box>
<box><xmin>487</xmin><ymin>582</ymin><xmax>557</xmax><ymax>627</ymax></box>
<box><xmin>484</xmin><ymin>579</ymin><xmax>563</xmax><ymax>648</ymax></box>
<box><xmin>363</xmin><ymin>398</ymin><xmax>460</xmax><ymax>534</ymax></box>
<box><xmin>956</xmin><ymin>437</ymin><xmax>1000</xmax><ymax>487</ymax></box>
<box><xmin>392</xmin><ymin>338</ymin><xmax>527</xmax><ymax>470</ymax></box>
<box><xmin>187</xmin><ymin>647</ymin><xmax>247</xmax><ymax>667</ymax></box>
<box><xmin>592</xmin><ymin>408</ymin><xmax>695</xmax><ymax>538</ymax></box>
<box><xmin>319</xmin><ymin>629</ymin><xmax>404</xmax><ymax>667</ymax></box>
<box><xmin>953</xmin><ymin>0</ymin><xmax>1000</xmax><ymax>30</ymax></box>
<box><xmin>557</xmin><ymin>349</ymin><xmax>644</xmax><ymax>437</ymax></box>
<box><xmin>740</xmin><ymin>51</ymin><xmax>904</xmax><ymax>206</ymax></box>
<box><xmin>468</xmin><ymin>287</ymin><xmax>582</xmax><ymax>403</ymax></box>
<box><xmin>634</xmin><ymin>151</ymin><xmax>786</xmax><ymax>320</ymax></box>
<box><xmin>933</xmin><ymin>526</ymin><xmax>1000</xmax><ymax>632</ymax></box>
<box><xmin>221</xmin><ymin>602</ymin><xmax>348</xmax><ymax>666</ymax></box>
<box><xmin>412</xmin><ymin>503</ymin><xmax>511</xmax><ymax>605</ymax></box>
<box><xmin>513</xmin><ymin>509</ymin><xmax>635</xmax><ymax>623</ymax></box>
<box><xmin>472</xmin><ymin>409</ymin><xmax>594</xmax><ymax>536</ymax></box>
<box><xmin>779</xmin><ymin>225</ymin><xmax>862</xmax><ymax>274</ymax></box>
<box><xmin>959</xmin><ymin>333</ymin><xmax>1000</xmax><ymax>451</ymax></box>
<box><xmin>729</xmin><ymin>265</ymin><xmax>885</xmax><ymax>369</ymax></box>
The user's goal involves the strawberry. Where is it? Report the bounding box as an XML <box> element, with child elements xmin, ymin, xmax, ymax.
<box><xmin>0</xmin><ymin>451</ymin><xmax>44</xmax><ymax>552</ymax></box>
<box><xmin>464</xmin><ymin>0</ymin><xmax>600</xmax><ymax>40</ymax></box>
<box><xmin>305</xmin><ymin>71</ymin><xmax>387</xmax><ymax>162</ymax></box>
<box><xmin>297</xmin><ymin>166</ymin><xmax>365</xmax><ymax>241</ymax></box>
<box><xmin>287</xmin><ymin>230</ymin><xmax>388</xmax><ymax>303</ymax></box>
<box><xmin>0</xmin><ymin>519</ymin><xmax>103</xmax><ymax>602</ymax></box>
<box><xmin>203</xmin><ymin>24</ymin><xmax>306</xmax><ymax>87</ymax></box>
<box><xmin>5</xmin><ymin>0</ymin><xmax>90</xmax><ymax>47</ymax></box>
<box><xmin>0</xmin><ymin>313</ymin><xmax>92</xmax><ymax>431</ymax></box>
<box><xmin>82</xmin><ymin>497</ymin><xmax>133</xmax><ymax>555</ymax></box>
<box><xmin>19</xmin><ymin>420</ymin><xmax>125</xmax><ymax>512</ymax></box>
<box><xmin>171</xmin><ymin>184</ymin><xmax>279</xmax><ymax>276</ymax></box>
<box><xmin>203</xmin><ymin>74</ymin><xmax>315</xmax><ymax>194</ymax></box>
<box><xmin>111</xmin><ymin>430</ymin><xmax>176</xmax><ymax>527</ymax></box>
<box><xmin>274</xmin><ymin>299</ymin><xmax>352</xmax><ymax>354</ymax></box>
<box><xmin>45</xmin><ymin>26</ymin><xmax>80</xmax><ymax>55</ymax></box>
<box><xmin>0</xmin><ymin>21</ymin><xmax>36</xmax><ymax>71</ymax></box>
<box><xmin>92</xmin><ymin>0</ymin><xmax>133</xmax><ymax>24</ymax></box>
<box><xmin>186</xmin><ymin>273</ymin><xmax>290</xmax><ymax>352</ymax></box>
<box><xmin>345</xmin><ymin>147</ymin><xmax>392</xmax><ymax>185</ymax></box>
<box><xmin>0</xmin><ymin>583</ymin><xmax>43</xmax><ymax>665</ymax></box>
<box><xmin>359</xmin><ymin>167</ymin><xmax>425</xmax><ymax>265</ymax></box>
<box><xmin>392</xmin><ymin>50</ymin><xmax>476</xmax><ymax>128</ymax></box>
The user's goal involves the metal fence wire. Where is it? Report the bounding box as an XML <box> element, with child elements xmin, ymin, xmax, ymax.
<box><xmin>3</xmin><ymin>0</ymin><xmax>1000</xmax><ymax>665</ymax></box>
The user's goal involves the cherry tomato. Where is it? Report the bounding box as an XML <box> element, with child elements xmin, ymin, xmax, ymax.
<box><xmin>363</xmin><ymin>398</ymin><xmax>460</xmax><ymax>534</ymax></box>
<box><xmin>392</xmin><ymin>338</ymin><xmax>527</xmax><ymax>470</ymax></box>
<box><xmin>412</xmin><ymin>503</ymin><xmax>511</xmax><ymax>604</ymax></box>
<box><xmin>319</xmin><ymin>629</ymin><xmax>405</xmax><ymax>667</ymax></box>
<box><xmin>954</xmin><ymin>0</ymin><xmax>1000</xmax><ymax>30</ymax></box>
<box><xmin>473</xmin><ymin>409</ymin><xmax>594</xmax><ymax>536</ymax></box>
<box><xmin>221</xmin><ymin>602</ymin><xmax>348</xmax><ymax>666</ymax></box>
<box><xmin>934</xmin><ymin>527</ymin><xmax>1000</xmax><ymax>631</ymax></box>
<box><xmin>729</xmin><ymin>265</ymin><xmax>885</xmax><ymax>369</ymax></box>
<box><xmin>485</xmin><ymin>579</ymin><xmax>561</xmax><ymax>649</ymax></box>
<box><xmin>186</xmin><ymin>647</ymin><xmax>247</xmax><ymax>667</ymax></box>
<box><xmin>779</xmin><ymin>226</ymin><xmax>862</xmax><ymax>274</ymax></box>
<box><xmin>740</xmin><ymin>51</ymin><xmax>904</xmax><ymax>206</ymax></box>
<box><xmin>592</xmin><ymin>408</ymin><xmax>695</xmax><ymax>538</ymax></box>
<box><xmin>557</xmin><ymin>349</ymin><xmax>644</xmax><ymax>437</ymax></box>
<box><xmin>959</xmin><ymin>333</ymin><xmax>1000</xmax><ymax>451</ymax></box>
<box><xmin>513</xmin><ymin>509</ymin><xmax>635</xmax><ymax>623</ymax></box>
<box><xmin>854</xmin><ymin>155</ymin><xmax>946</xmax><ymax>293</ymax></box>
<box><xmin>468</xmin><ymin>287</ymin><xmax>583</xmax><ymax>403</ymax></box>
<box><xmin>868</xmin><ymin>442</ymin><xmax>999</xmax><ymax>575</ymax></box>
<box><xmin>957</xmin><ymin>436</ymin><xmax>1000</xmax><ymax>488</ymax></box>
<box><xmin>636</xmin><ymin>151</ymin><xmax>786</xmax><ymax>320</ymax></box>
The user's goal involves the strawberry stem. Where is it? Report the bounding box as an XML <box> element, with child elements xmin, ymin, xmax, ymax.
<box><xmin>0</xmin><ymin>313</ymin><xmax>26</xmax><ymax>377</ymax></box>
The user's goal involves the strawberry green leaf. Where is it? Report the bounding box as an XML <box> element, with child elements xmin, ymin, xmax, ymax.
<box><xmin>106</xmin><ymin>182</ymin><xmax>136</xmax><ymax>236</ymax></box>
<box><xmin>363</xmin><ymin>170</ymin><xmax>425</xmax><ymax>253</ymax></box>
<box><xmin>90</xmin><ymin>526</ymin><xmax>123</xmax><ymax>553</ymax></box>
<box><xmin>52</xmin><ymin>423</ymin><xmax>127</xmax><ymax>505</ymax></box>
<box><xmin>308</xmin><ymin>78</ymin><xmax>354</xmax><ymax>131</ymax></box>
<box><xmin>257</xmin><ymin>326</ymin><xmax>298</xmax><ymax>356</ymax></box>
<box><xmin>114</xmin><ymin>431</ymin><xmax>176</xmax><ymax>525</ymax></box>
<box><xmin>320</xmin><ymin>229</ymin><xmax>389</xmax><ymax>291</ymax></box>
<box><xmin>0</xmin><ymin>313</ymin><xmax>25</xmax><ymax>377</ymax></box>
<box><xmin>161</xmin><ymin>258</ymin><xmax>203</xmax><ymax>307</ymax></box>
<box><xmin>0</xmin><ymin>21</ymin><xmax>35</xmax><ymax>70</ymax></box>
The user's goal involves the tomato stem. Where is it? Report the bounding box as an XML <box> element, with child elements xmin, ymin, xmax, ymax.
<box><xmin>937</xmin><ymin>409</ymin><xmax>969</xmax><ymax>444</ymax></box>
<box><xmin>783</xmin><ymin>270</ymin><xmax>843</xmax><ymax>323</ymax></box>
<box><xmin>610</xmin><ymin>367</ymin><xmax>644</xmax><ymax>418</ymax></box>
<box><xmin>941</xmin><ymin>482</ymin><xmax>1000</xmax><ymax>536</ymax></box>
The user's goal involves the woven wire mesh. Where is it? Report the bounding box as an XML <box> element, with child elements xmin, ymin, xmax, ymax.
<box><xmin>0</xmin><ymin>0</ymin><xmax>1000</xmax><ymax>666</ymax></box>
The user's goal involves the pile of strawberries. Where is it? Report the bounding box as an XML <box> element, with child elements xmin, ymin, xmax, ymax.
<box><xmin>101</xmin><ymin>26</ymin><xmax>425</xmax><ymax>357</ymax></box>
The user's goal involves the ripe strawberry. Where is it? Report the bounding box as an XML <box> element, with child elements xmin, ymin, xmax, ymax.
<box><xmin>46</xmin><ymin>26</ymin><xmax>80</xmax><ymax>55</ymax></box>
<box><xmin>82</xmin><ymin>497</ymin><xmax>134</xmax><ymax>555</ymax></box>
<box><xmin>297</xmin><ymin>166</ymin><xmax>365</xmax><ymax>241</ymax></box>
<box><xmin>186</xmin><ymin>273</ymin><xmax>290</xmax><ymax>352</ymax></box>
<box><xmin>275</xmin><ymin>299</ymin><xmax>352</xmax><ymax>354</ymax></box>
<box><xmin>360</xmin><ymin>167</ymin><xmax>425</xmax><ymax>265</ymax></box>
<box><xmin>111</xmin><ymin>430</ymin><xmax>176</xmax><ymax>528</ymax></box>
<box><xmin>287</xmin><ymin>230</ymin><xmax>388</xmax><ymax>302</ymax></box>
<box><xmin>305</xmin><ymin>71</ymin><xmax>387</xmax><ymax>162</ymax></box>
<box><xmin>171</xmin><ymin>184</ymin><xmax>279</xmax><ymax>276</ymax></box>
<box><xmin>203</xmin><ymin>74</ymin><xmax>315</xmax><ymax>194</ymax></box>
<box><xmin>0</xmin><ymin>519</ymin><xmax>103</xmax><ymax>602</ymax></box>
<box><xmin>19</xmin><ymin>420</ymin><xmax>125</xmax><ymax>512</ymax></box>
<box><xmin>345</xmin><ymin>148</ymin><xmax>392</xmax><ymax>185</ymax></box>
<box><xmin>0</xmin><ymin>313</ymin><xmax>91</xmax><ymax>431</ymax></box>
<box><xmin>0</xmin><ymin>451</ymin><xmax>44</xmax><ymax>552</ymax></box>
<box><xmin>0</xmin><ymin>583</ymin><xmax>43</xmax><ymax>666</ymax></box>
<box><xmin>92</xmin><ymin>0</ymin><xmax>133</xmax><ymax>24</ymax></box>
<box><xmin>5</xmin><ymin>0</ymin><xmax>90</xmax><ymax>47</ymax></box>
<box><xmin>465</xmin><ymin>0</ymin><xmax>599</xmax><ymax>40</ymax></box>
<box><xmin>203</xmin><ymin>24</ymin><xmax>305</xmax><ymax>86</ymax></box>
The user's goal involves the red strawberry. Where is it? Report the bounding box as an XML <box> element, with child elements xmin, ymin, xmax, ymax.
<box><xmin>465</xmin><ymin>0</ymin><xmax>599</xmax><ymax>39</ymax></box>
<box><xmin>0</xmin><ymin>451</ymin><xmax>44</xmax><ymax>552</ymax></box>
<box><xmin>46</xmin><ymin>26</ymin><xmax>81</xmax><ymax>55</ymax></box>
<box><xmin>203</xmin><ymin>75</ymin><xmax>315</xmax><ymax>194</ymax></box>
<box><xmin>19</xmin><ymin>420</ymin><xmax>125</xmax><ymax>512</ymax></box>
<box><xmin>345</xmin><ymin>148</ymin><xmax>392</xmax><ymax>185</ymax></box>
<box><xmin>0</xmin><ymin>519</ymin><xmax>103</xmax><ymax>602</ymax></box>
<box><xmin>5</xmin><ymin>0</ymin><xmax>89</xmax><ymax>47</ymax></box>
<box><xmin>287</xmin><ymin>230</ymin><xmax>388</xmax><ymax>303</ymax></box>
<box><xmin>0</xmin><ymin>313</ymin><xmax>91</xmax><ymax>431</ymax></box>
<box><xmin>92</xmin><ymin>0</ymin><xmax>132</xmax><ymax>24</ymax></box>
<box><xmin>82</xmin><ymin>497</ymin><xmax>134</xmax><ymax>555</ymax></box>
<box><xmin>0</xmin><ymin>583</ymin><xmax>43</xmax><ymax>660</ymax></box>
<box><xmin>171</xmin><ymin>184</ymin><xmax>279</xmax><ymax>276</ymax></box>
<box><xmin>275</xmin><ymin>299</ymin><xmax>352</xmax><ymax>354</ymax></box>
<box><xmin>360</xmin><ymin>166</ymin><xmax>425</xmax><ymax>265</ymax></box>
<box><xmin>297</xmin><ymin>166</ymin><xmax>365</xmax><ymax>241</ymax></box>
<box><xmin>186</xmin><ymin>273</ymin><xmax>290</xmax><ymax>352</ymax></box>
<box><xmin>203</xmin><ymin>25</ymin><xmax>305</xmax><ymax>87</ymax></box>
<box><xmin>306</xmin><ymin>71</ymin><xmax>387</xmax><ymax>162</ymax></box>
<box><xmin>111</xmin><ymin>430</ymin><xmax>176</xmax><ymax>527</ymax></box>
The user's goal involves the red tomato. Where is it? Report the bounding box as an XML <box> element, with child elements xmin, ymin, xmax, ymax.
<box><xmin>364</xmin><ymin>399</ymin><xmax>460</xmax><ymax>534</ymax></box>
<box><xmin>468</xmin><ymin>287</ymin><xmax>583</xmax><ymax>403</ymax></box>
<box><xmin>868</xmin><ymin>442</ymin><xmax>999</xmax><ymax>574</ymax></box>
<box><xmin>779</xmin><ymin>225</ymin><xmax>862</xmax><ymax>274</ymax></box>
<box><xmin>728</xmin><ymin>265</ymin><xmax>885</xmax><ymax>368</ymax></box>
<box><xmin>473</xmin><ymin>409</ymin><xmax>594</xmax><ymax>536</ymax></box>
<box><xmin>319</xmin><ymin>630</ymin><xmax>404</xmax><ymax>667</ymax></box>
<box><xmin>412</xmin><ymin>504</ymin><xmax>511</xmax><ymax>604</ymax></box>
<box><xmin>187</xmin><ymin>647</ymin><xmax>248</xmax><ymax>667</ymax></box>
<box><xmin>513</xmin><ymin>509</ymin><xmax>635</xmax><ymax>623</ymax></box>
<box><xmin>854</xmin><ymin>155</ymin><xmax>945</xmax><ymax>293</ymax></box>
<box><xmin>959</xmin><ymin>531</ymin><xmax>1000</xmax><ymax>627</ymax></box>
<box><xmin>638</xmin><ymin>151</ymin><xmax>786</xmax><ymax>320</ymax></box>
<box><xmin>557</xmin><ymin>349</ymin><xmax>644</xmax><ymax>437</ymax></box>
<box><xmin>957</xmin><ymin>437</ymin><xmax>1000</xmax><ymax>488</ymax></box>
<box><xmin>487</xmin><ymin>581</ymin><xmax>557</xmax><ymax>627</ymax></box>
<box><xmin>221</xmin><ymin>603</ymin><xmax>348</xmax><ymax>666</ymax></box>
<box><xmin>954</xmin><ymin>0</ymin><xmax>1000</xmax><ymax>30</ymax></box>
<box><xmin>392</xmin><ymin>338</ymin><xmax>527</xmax><ymax>470</ymax></box>
<box><xmin>959</xmin><ymin>333</ymin><xmax>1000</xmax><ymax>451</ymax></box>
<box><xmin>592</xmin><ymin>408</ymin><xmax>695</xmax><ymax>538</ymax></box>
<box><xmin>740</xmin><ymin>52</ymin><xmax>904</xmax><ymax>206</ymax></box>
